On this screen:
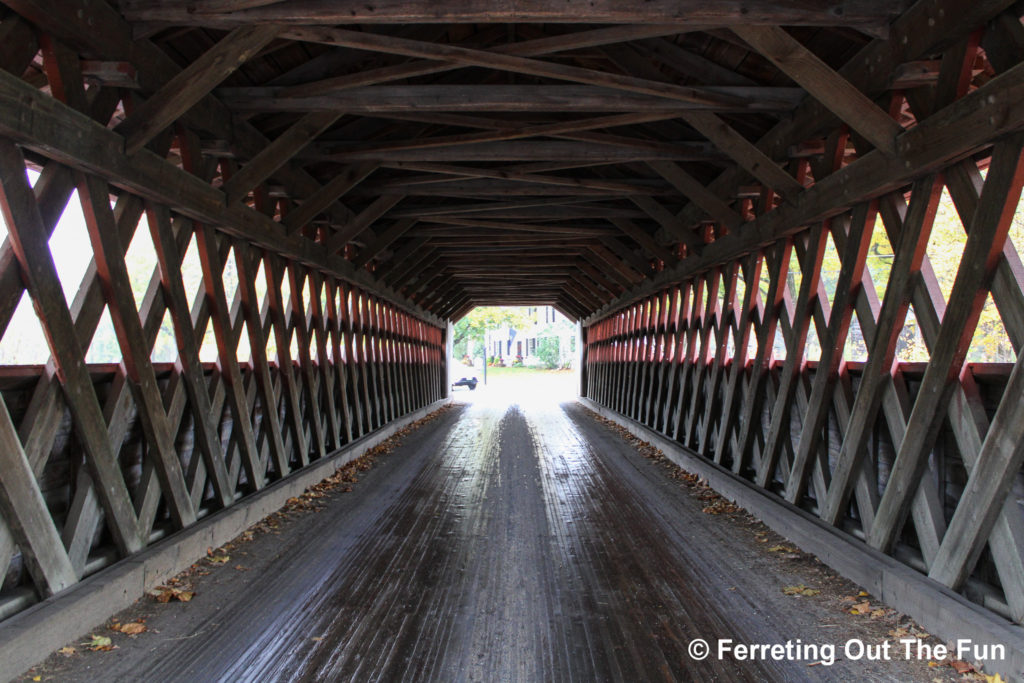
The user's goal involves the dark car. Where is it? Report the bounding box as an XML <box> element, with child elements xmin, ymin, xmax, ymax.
<box><xmin>452</xmin><ymin>376</ymin><xmax>479</xmax><ymax>390</ymax></box>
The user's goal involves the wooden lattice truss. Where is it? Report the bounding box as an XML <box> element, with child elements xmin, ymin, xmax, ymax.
<box><xmin>584</xmin><ymin>10</ymin><xmax>1024</xmax><ymax>622</ymax></box>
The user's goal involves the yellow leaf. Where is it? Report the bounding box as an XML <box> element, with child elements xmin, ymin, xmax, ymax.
<box><xmin>175</xmin><ymin>590</ymin><xmax>194</xmax><ymax>602</ymax></box>
<box><xmin>119</xmin><ymin>622</ymin><xmax>147</xmax><ymax>635</ymax></box>
<box><xmin>208</xmin><ymin>555</ymin><xmax>230</xmax><ymax>564</ymax></box>
<box><xmin>986</xmin><ymin>673</ymin><xmax>1007</xmax><ymax>683</ymax></box>
<box><xmin>58</xmin><ymin>646</ymin><xmax>76</xmax><ymax>657</ymax></box>
<box><xmin>32</xmin><ymin>676</ymin><xmax>40</xmax><ymax>681</ymax></box>
<box><xmin>858</xmin><ymin>591</ymin><xmax>869</xmax><ymax>597</ymax></box>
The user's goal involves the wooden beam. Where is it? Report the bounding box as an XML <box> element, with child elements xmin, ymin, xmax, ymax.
<box><xmin>399</xmin><ymin>206</ymin><xmax>646</xmax><ymax>221</ymax></box>
<box><xmin>639</xmin><ymin>37</ymin><xmax>758</xmax><ymax>87</ymax></box>
<box><xmin>588</xmin><ymin>243</ymin><xmax>646</xmax><ymax>281</ymax></box>
<box><xmin>330</xmin><ymin>112</ymin><xmax>700</xmax><ymax>157</ymax></box>
<box><xmin>221</xmin><ymin>84</ymin><xmax>802</xmax><ymax>114</ymax></box>
<box><xmin>811</xmin><ymin>175</ymin><xmax>942</xmax><ymax>519</ymax></box>
<box><xmin>382</xmin><ymin>161</ymin><xmax>667</xmax><ymax>195</ymax></box>
<box><xmin>146</xmin><ymin>203</ymin><xmax>237</xmax><ymax>505</ymax></box>
<box><xmin>353</xmin><ymin>218</ymin><xmax>418</xmax><ymax>269</ymax></box>
<box><xmin>600</xmin><ymin>236</ymin><xmax>653</xmax><ymax>274</ymax></box>
<box><xmin>304</xmin><ymin>140</ymin><xmax>720</xmax><ymax>164</ymax></box>
<box><xmin>77</xmin><ymin>173</ymin><xmax>197</xmax><ymax>529</ymax></box>
<box><xmin>583</xmin><ymin>51</ymin><xmax>1024</xmax><ymax>325</ymax></box>
<box><xmin>223</xmin><ymin>111</ymin><xmax>342</xmax><ymax>204</ymax></box>
<box><xmin>279</xmin><ymin>27</ymin><xmax>764</xmax><ymax>109</ymax></box>
<box><xmin>647</xmin><ymin>160</ymin><xmax>743</xmax><ymax>229</ymax></box>
<box><xmin>0</xmin><ymin>67</ymin><xmax>445</xmax><ymax>324</ymax></box>
<box><xmin>391</xmin><ymin>197</ymin><xmax>615</xmax><ymax>218</ymax></box>
<box><xmin>353</xmin><ymin>180</ymin><xmax>660</xmax><ymax>198</ymax></box>
<box><xmin>0</xmin><ymin>141</ymin><xmax>143</xmax><ymax>554</ymax></box>
<box><xmin>679</xmin><ymin>111</ymin><xmax>805</xmax><ymax>199</ymax></box>
<box><xmin>279</xmin><ymin>24</ymin><xmax>696</xmax><ymax>97</ymax></box>
<box><xmin>732</xmin><ymin>25</ymin><xmax>902</xmax><ymax>155</ymax></box>
<box><xmin>0</xmin><ymin>399</ymin><xmax>76</xmax><ymax>595</ymax></box>
<box><xmin>117</xmin><ymin>24</ymin><xmax>282</xmax><ymax>154</ymax></box>
<box><xmin>609</xmin><ymin>217</ymin><xmax>676</xmax><ymax>264</ymax></box>
<box><xmin>631</xmin><ymin>195</ymin><xmax>702</xmax><ymax>251</ymax></box>
<box><xmin>867</xmin><ymin>134</ymin><xmax>1024</xmax><ymax>553</ymax></box>
<box><xmin>581</xmin><ymin>248</ymin><xmax>636</xmax><ymax>290</ymax></box>
<box><xmin>119</xmin><ymin>1</ymin><xmax>905</xmax><ymax>31</ymax></box>
<box><xmin>281</xmin><ymin>162</ymin><xmax>377</xmax><ymax>233</ymax></box>
<box><xmin>326</xmin><ymin>194</ymin><xmax>405</xmax><ymax>253</ymax></box>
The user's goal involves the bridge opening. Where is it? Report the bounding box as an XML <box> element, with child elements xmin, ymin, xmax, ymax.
<box><xmin>448</xmin><ymin>305</ymin><xmax>580</xmax><ymax>399</ymax></box>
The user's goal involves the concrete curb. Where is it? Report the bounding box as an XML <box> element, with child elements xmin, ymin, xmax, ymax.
<box><xmin>578</xmin><ymin>397</ymin><xmax>1024</xmax><ymax>680</ymax></box>
<box><xmin>0</xmin><ymin>398</ymin><xmax>452</xmax><ymax>681</ymax></box>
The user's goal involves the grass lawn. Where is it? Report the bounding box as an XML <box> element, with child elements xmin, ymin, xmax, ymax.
<box><xmin>450</xmin><ymin>364</ymin><xmax>577</xmax><ymax>397</ymax></box>
<box><xmin>482</xmin><ymin>365</ymin><xmax>569</xmax><ymax>378</ymax></box>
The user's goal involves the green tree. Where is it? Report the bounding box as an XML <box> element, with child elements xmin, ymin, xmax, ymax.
<box><xmin>452</xmin><ymin>306</ymin><xmax>534</xmax><ymax>358</ymax></box>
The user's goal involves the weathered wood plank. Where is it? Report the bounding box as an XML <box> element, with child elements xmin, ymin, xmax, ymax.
<box><xmin>195</xmin><ymin>224</ymin><xmax>265</xmax><ymax>490</ymax></box>
<box><xmin>118</xmin><ymin>25</ymin><xmax>282</xmax><ymax>154</ymax></box>
<box><xmin>264</xmin><ymin>253</ymin><xmax>311</xmax><ymax>464</ymax></box>
<box><xmin>0</xmin><ymin>140</ymin><xmax>143</xmax><ymax>554</ymax></box>
<box><xmin>77</xmin><ymin>173</ymin><xmax>197</xmax><ymax>528</ymax></box>
<box><xmin>867</xmin><ymin>134</ymin><xmax>1024</xmax><ymax>551</ymax></box>
<box><xmin>233</xmin><ymin>241</ymin><xmax>291</xmax><ymax>477</ymax></box>
<box><xmin>286</xmin><ymin>262</ymin><xmax>328</xmax><ymax>459</ymax></box>
<box><xmin>817</xmin><ymin>176</ymin><xmax>942</xmax><ymax>523</ymax></box>
<box><xmin>0</xmin><ymin>397</ymin><xmax>76</xmax><ymax>596</ymax></box>
<box><xmin>647</xmin><ymin>160</ymin><xmax>743</xmax><ymax>230</ymax></box>
<box><xmin>120</xmin><ymin>0</ymin><xmax>904</xmax><ymax>29</ymax></box>
<box><xmin>325</xmin><ymin>195</ymin><xmax>406</xmax><ymax>253</ymax></box>
<box><xmin>732</xmin><ymin>25</ymin><xmax>902</xmax><ymax>155</ymax></box>
<box><xmin>223</xmin><ymin>111</ymin><xmax>343</xmax><ymax>204</ymax></box>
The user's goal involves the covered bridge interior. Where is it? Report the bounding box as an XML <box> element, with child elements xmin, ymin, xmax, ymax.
<box><xmin>1</xmin><ymin>0</ymin><xmax>1024</xmax><ymax>677</ymax></box>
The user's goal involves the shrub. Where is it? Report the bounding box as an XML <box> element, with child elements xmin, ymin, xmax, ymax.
<box><xmin>536</xmin><ymin>337</ymin><xmax>560</xmax><ymax>369</ymax></box>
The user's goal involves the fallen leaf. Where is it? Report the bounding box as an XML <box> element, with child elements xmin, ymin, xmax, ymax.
<box><xmin>850</xmin><ymin>601</ymin><xmax>871</xmax><ymax>614</ymax></box>
<box><xmin>119</xmin><ymin>622</ymin><xmax>147</xmax><ymax>635</ymax></box>
<box><xmin>766</xmin><ymin>545</ymin><xmax>795</xmax><ymax>553</ymax></box>
<box><xmin>986</xmin><ymin>674</ymin><xmax>1007</xmax><ymax>683</ymax></box>
<box><xmin>949</xmin><ymin>660</ymin><xmax>975</xmax><ymax>674</ymax></box>
<box><xmin>32</xmin><ymin>676</ymin><xmax>40</xmax><ymax>681</ymax></box>
<box><xmin>175</xmin><ymin>590</ymin><xmax>194</xmax><ymax>602</ymax></box>
<box><xmin>58</xmin><ymin>646</ymin><xmax>76</xmax><ymax>657</ymax></box>
<box><xmin>858</xmin><ymin>591</ymin><xmax>869</xmax><ymax>597</ymax></box>
<box><xmin>208</xmin><ymin>555</ymin><xmax>230</xmax><ymax>564</ymax></box>
<box><xmin>782</xmin><ymin>585</ymin><xmax>820</xmax><ymax>597</ymax></box>
<box><xmin>234</xmin><ymin>565</ymin><xmax>249</xmax><ymax>571</ymax></box>
<box><xmin>84</xmin><ymin>634</ymin><xmax>113</xmax><ymax>651</ymax></box>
